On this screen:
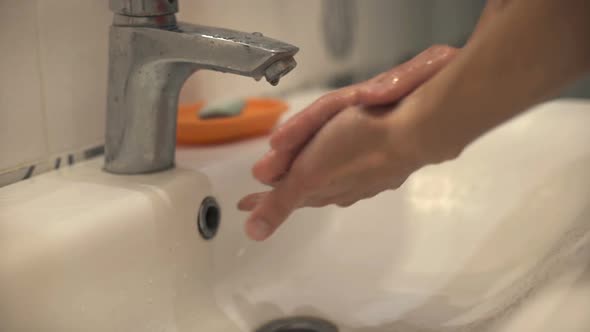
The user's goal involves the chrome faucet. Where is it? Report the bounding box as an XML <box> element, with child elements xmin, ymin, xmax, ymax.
<box><xmin>105</xmin><ymin>0</ymin><xmax>299</xmax><ymax>174</ymax></box>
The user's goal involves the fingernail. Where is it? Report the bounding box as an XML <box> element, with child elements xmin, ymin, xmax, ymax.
<box><xmin>249</xmin><ymin>218</ymin><xmax>272</xmax><ymax>240</ymax></box>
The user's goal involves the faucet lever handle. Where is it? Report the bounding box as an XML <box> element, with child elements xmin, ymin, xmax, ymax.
<box><xmin>110</xmin><ymin>0</ymin><xmax>178</xmax><ymax>17</ymax></box>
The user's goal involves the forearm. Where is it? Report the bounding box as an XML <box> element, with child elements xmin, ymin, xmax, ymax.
<box><xmin>468</xmin><ymin>0</ymin><xmax>512</xmax><ymax>43</ymax></box>
<box><xmin>406</xmin><ymin>0</ymin><xmax>590</xmax><ymax>163</ymax></box>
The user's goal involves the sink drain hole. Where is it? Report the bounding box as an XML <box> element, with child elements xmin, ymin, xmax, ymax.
<box><xmin>255</xmin><ymin>317</ymin><xmax>338</xmax><ymax>332</ymax></box>
<box><xmin>198</xmin><ymin>196</ymin><xmax>220</xmax><ymax>240</ymax></box>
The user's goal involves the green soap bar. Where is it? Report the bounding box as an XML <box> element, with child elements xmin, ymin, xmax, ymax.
<box><xmin>199</xmin><ymin>98</ymin><xmax>246</xmax><ymax>119</ymax></box>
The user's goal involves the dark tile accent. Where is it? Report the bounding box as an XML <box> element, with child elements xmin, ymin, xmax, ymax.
<box><xmin>83</xmin><ymin>145</ymin><xmax>105</xmax><ymax>159</ymax></box>
<box><xmin>23</xmin><ymin>166</ymin><xmax>35</xmax><ymax>180</ymax></box>
<box><xmin>0</xmin><ymin>167</ymin><xmax>29</xmax><ymax>188</ymax></box>
<box><xmin>3</xmin><ymin>143</ymin><xmax>108</xmax><ymax>188</ymax></box>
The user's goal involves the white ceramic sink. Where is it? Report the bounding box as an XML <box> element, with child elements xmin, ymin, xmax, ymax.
<box><xmin>1</xmin><ymin>90</ymin><xmax>590</xmax><ymax>332</ymax></box>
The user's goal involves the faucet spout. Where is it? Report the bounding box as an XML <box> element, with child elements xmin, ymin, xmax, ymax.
<box><xmin>104</xmin><ymin>12</ymin><xmax>298</xmax><ymax>174</ymax></box>
<box><xmin>172</xmin><ymin>23</ymin><xmax>299</xmax><ymax>84</ymax></box>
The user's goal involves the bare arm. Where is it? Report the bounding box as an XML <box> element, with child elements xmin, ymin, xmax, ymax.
<box><xmin>405</xmin><ymin>0</ymin><xmax>590</xmax><ymax>163</ymax></box>
<box><xmin>251</xmin><ymin>0</ymin><xmax>513</xmax><ymax>185</ymax></box>
<box><xmin>239</xmin><ymin>0</ymin><xmax>590</xmax><ymax>241</ymax></box>
<box><xmin>469</xmin><ymin>0</ymin><xmax>512</xmax><ymax>42</ymax></box>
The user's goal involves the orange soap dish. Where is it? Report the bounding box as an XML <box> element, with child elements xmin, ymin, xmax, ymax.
<box><xmin>177</xmin><ymin>98</ymin><xmax>288</xmax><ymax>145</ymax></box>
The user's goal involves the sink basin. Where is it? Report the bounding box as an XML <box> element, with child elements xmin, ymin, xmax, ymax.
<box><xmin>186</xmin><ymin>93</ymin><xmax>590</xmax><ymax>331</ymax></box>
<box><xmin>1</xmin><ymin>90</ymin><xmax>590</xmax><ymax>332</ymax></box>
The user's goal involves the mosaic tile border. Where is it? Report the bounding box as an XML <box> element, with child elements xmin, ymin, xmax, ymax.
<box><xmin>0</xmin><ymin>145</ymin><xmax>104</xmax><ymax>189</ymax></box>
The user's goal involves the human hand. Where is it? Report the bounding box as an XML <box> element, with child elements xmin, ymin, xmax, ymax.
<box><xmin>238</xmin><ymin>101</ymin><xmax>428</xmax><ymax>241</ymax></box>
<box><xmin>252</xmin><ymin>45</ymin><xmax>458</xmax><ymax>186</ymax></box>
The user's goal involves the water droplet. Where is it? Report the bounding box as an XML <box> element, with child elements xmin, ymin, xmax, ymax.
<box><xmin>391</xmin><ymin>77</ymin><xmax>399</xmax><ymax>84</ymax></box>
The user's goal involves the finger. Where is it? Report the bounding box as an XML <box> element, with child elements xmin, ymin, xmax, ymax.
<box><xmin>304</xmin><ymin>194</ymin><xmax>343</xmax><ymax>208</ymax></box>
<box><xmin>244</xmin><ymin>179</ymin><xmax>303</xmax><ymax>241</ymax></box>
<box><xmin>270</xmin><ymin>86</ymin><xmax>360</xmax><ymax>152</ymax></box>
<box><xmin>302</xmin><ymin>189</ymin><xmax>345</xmax><ymax>208</ymax></box>
<box><xmin>260</xmin><ymin>89</ymin><xmax>360</xmax><ymax>184</ymax></box>
<box><xmin>257</xmin><ymin>46</ymin><xmax>459</xmax><ymax>191</ymax></box>
<box><xmin>268</xmin><ymin>45</ymin><xmax>457</xmax><ymax>161</ymax></box>
<box><xmin>370</xmin><ymin>45</ymin><xmax>457</xmax><ymax>87</ymax></box>
<box><xmin>335</xmin><ymin>189</ymin><xmax>382</xmax><ymax>208</ymax></box>
<box><xmin>271</xmin><ymin>82</ymin><xmax>362</xmax><ymax>136</ymax></box>
<box><xmin>358</xmin><ymin>45</ymin><xmax>458</xmax><ymax>105</ymax></box>
<box><xmin>251</xmin><ymin>149</ymin><xmax>291</xmax><ymax>185</ymax></box>
<box><xmin>259</xmin><ymin>87</ymin><xmax>361</xmax><ymax>183</ymax></box>
<box><xmin>303</xmin><ymin>188</ymin><xmax>376</xmax><ymax>209</ymax></box>
<box><xmin>237</xmin><ymin>192</ymin><xmax>268</xmax><ymax>211</ymax></box>
<box><xmin>298</xmin><ymin>177</ymin><xmax>373</xmax><ymax>208</ymax></box>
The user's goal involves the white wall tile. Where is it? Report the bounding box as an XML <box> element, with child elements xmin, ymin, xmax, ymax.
<box><xmin>0</xmin><ymin>1</ymin><xmax>47</xmax><ymax>172</ymax></box>
<box><xmin>37</xmin><ymin>0</ymin><xmax>110</xmax><ymax>155</ymax></box>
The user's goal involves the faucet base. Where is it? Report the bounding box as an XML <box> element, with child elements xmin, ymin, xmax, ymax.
<box><xmin>104</xmin><ymin>7</ymin><xmax>298</xmax><ymax>175</ymax></box>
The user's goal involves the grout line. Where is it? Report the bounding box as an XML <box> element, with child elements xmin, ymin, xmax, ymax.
<box><xmin>23</xmin><ymin>165</ymin><xmax>36</xmax><ymax>180</ymax></box>
<box><xmin>32</xmin><ymin>0</ymin><xmax>52</xmax><ymax>159</ymax></box>
<box><xmin>0</xmin><ymin>145</ymin><xmax>104</xmax><ymax>189</ymax></box>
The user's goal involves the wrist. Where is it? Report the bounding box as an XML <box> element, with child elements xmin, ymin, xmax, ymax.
<box><xmin>391</xmin><ymin>93</ymin><xmax>467</xmax><ymax>167</ymax></box>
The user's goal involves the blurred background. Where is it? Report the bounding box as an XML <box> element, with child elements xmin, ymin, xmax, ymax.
<box><xmin>179</xmin><ymin>0</ymin><xmax>590</xmax><ymax>102</ymax></box>
<box><xmin>179</xmin><ymin>0</ymin><xmax>486</xmax><ymax>102</ymax></box>
<box><xmin>1</xmin><ymin>0</ymin><xmax>588</xmax><ymax>179</ymax></box>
